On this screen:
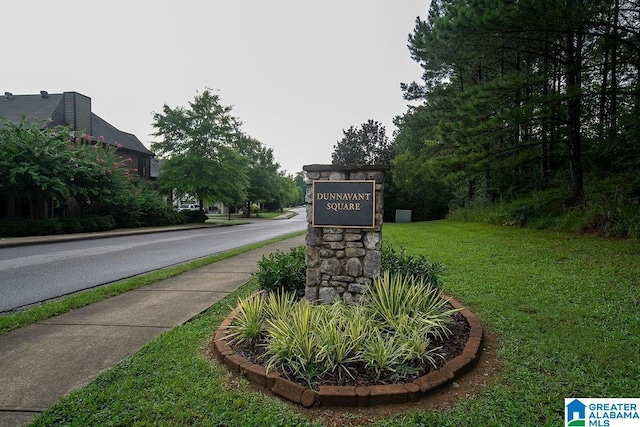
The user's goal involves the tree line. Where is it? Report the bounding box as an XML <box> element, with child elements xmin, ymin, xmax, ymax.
<box><xmin>334</xmin><ymin>0</ymin><xmax>639</xmax><ymax>233</ymax></box>
<box><xmin>0</xmin><ymin>89</ymin><xmax>302</xmax><ymax>234</ymax></box>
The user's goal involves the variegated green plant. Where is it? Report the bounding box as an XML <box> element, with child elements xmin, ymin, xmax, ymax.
<box><xmin>364</xmin><ymin>270</ymin><xmax>458</xmax><ymax>340</ymax></box>
<box><xmin>401</xmin><ymin>328</ymin><xmax>443</xmax><ymax>368</ymax></box>
<box><xmin>264</xmin><ymin>297</ymin><xmax>320</xmax><ymax>386</ymax></box>
<box><xmin>314</xmin><ymin>302</ymin><xmax>367</xmax><ymax>380</ymax></box>
<box><xmin>361</xmin><ymin>330</ymin><xmax>407</xmax><ymax>380</ymax></box>
<box><xmin>263</xmin><ymin>289</ymin><xmax>297</xmax><ymax>321</ymax></box>
<box><xmin>227</xmin><ymin>270</ymin><xmax>459</xmax><ymax>387</ymax></box>
<box><xmin>221</xmin><ymin>293</ymin><xmax>264</xmax><ymax>345</ymax></box>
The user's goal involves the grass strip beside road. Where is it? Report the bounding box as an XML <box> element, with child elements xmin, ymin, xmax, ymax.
<box><xmin>28</xmin><ymin>221</ymin><xmax>640</xmax><ymax>426</ymax></box>
<box><xmin>204</xmin><ymin>218</ymin><xmax>251</xmax><ymax>225</ymax></box>
<box><xmin>0</xmin><ymin>231</ymin><xmax>304</xmax><ymax>336</ymax></box>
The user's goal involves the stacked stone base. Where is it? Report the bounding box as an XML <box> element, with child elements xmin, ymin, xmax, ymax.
<box><xmin>305</xmin><ymin>227</ymin><xmax>381</xmax><ymax>304</ymax></box>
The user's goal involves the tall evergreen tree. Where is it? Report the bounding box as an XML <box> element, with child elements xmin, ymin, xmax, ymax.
<box><xmin>397</xmin><ymin>0</ymin><xmax>640</xmax><ymax>206</ymax></box>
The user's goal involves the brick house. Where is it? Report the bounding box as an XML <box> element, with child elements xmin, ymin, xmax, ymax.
<box><xmin>0</xmin><ymin>90</ymin><xmax>156</xmax><ymax>219</ymax></box>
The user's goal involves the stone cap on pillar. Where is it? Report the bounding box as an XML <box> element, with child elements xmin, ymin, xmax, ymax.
<box><xmin>303</xmin><ymin>164</ymin><xmax>388</xmax><ymax>183</ymax></box>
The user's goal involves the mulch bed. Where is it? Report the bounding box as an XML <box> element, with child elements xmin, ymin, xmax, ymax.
<box><xmin>204</xmin><ymin>298</ymin><xmax>501</xmax><ymax>425</ymax></box>
<box><xmin>228</xmin><ymin>308</ymin><xmax>470</xmax><ymax>390</ymax></box>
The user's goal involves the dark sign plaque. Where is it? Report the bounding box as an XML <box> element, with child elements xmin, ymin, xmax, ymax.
<box><xmin>312</xmin><ymin>180</ymin><xmax>375</xmax><ymax>228</ymax></box>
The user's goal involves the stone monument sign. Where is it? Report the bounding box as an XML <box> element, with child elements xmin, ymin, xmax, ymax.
<box><xmin>303</xmin><ymin>164</ymin><xmax>386</xmax><ymax>304</ymax></box>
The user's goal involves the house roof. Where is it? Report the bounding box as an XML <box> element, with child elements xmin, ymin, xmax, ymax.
<box><xmin>91</xmin><ymin>112</ymin><xmax>152</xmax><ymax>155</ymax></box>
<box><xmin>1</xmin><ymin>92</ymin><xmax>65</xmax><ymax>125</ymax></box>
<box><xmin>0</xmin><ymin>91</ymin><xmax>153</xmax><ymax>156</ymax></box>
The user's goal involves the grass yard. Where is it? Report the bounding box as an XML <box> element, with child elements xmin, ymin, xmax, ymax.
<box><xmin>30</xmin><ymin>221</ymin><xmax>639</xmax><ymax>426</ymax></box>
<box><xmin>204</xmin><ymin>210</ymin><xmax>296</xmax><ymax>223</ymax></box>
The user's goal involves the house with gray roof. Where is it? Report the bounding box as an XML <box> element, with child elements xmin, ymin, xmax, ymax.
<box><xmin>1</xmin><ymin>91</ymin><xmax>155</xmax><ymax>178</ymax></box>
<box><xmin>1</xmin><ymin>91</ymin><xmax>157</xmax><ymax>219</ymax></box>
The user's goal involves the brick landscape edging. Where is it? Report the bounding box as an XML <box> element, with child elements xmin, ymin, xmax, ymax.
<box><xmin>212</xmin><ymin>292</ymin><xmax>483</xmax><ymax>408</ymax></box>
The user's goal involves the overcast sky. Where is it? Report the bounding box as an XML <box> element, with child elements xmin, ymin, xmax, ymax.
<box><xmin>3</xmin><ymin>1</ymin><xmax>428</xmax><ymax>175</ymax></box>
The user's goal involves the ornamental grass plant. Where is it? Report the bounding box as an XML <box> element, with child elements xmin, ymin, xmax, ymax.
<box><xmin>222</xmin><ymin>293</ymin><xmax>264</xmax><ymax>346</ymax></box>
<box><xmin>222</xmin><ymin>270</ymin><xmax>457</xmax><ymax>389</ymax></box>
<box><xmin>366</xmin><ymin>271</ymin><xmax>457</xmax><ymax>340</ymax></box>
<box><xmin>265</xmin><ymin>298</ymin><xmax>320</xmax><ymax>386</ymax></box>
<box><xmin>312</xmin><ymin>302</ymin><xmax>363</xmax><ymax>381</ymax></box>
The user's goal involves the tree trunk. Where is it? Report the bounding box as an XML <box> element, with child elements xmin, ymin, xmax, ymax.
<box><xmin>541</xmin><ymin>44</ymin><xmax>550</xmax><ymax>188</ymax></box>
<box><xmin>565</xmin><ymin>28</ymin><xmax>584</xmax><ymax>202</ymax></box>
<box><xmin>466</xmin><ymin>178</ymin><xmax>475</xmax><ymax>206</ymax></box>
<box><xmin>607</xmin><ymin>0</ymin><xmax>619</xmax><ymax>143</ymax></box>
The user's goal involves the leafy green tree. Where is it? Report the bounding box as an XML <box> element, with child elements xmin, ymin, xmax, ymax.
<box><xmin>0</xmin><ymin>118</ymin><xmax>127</xmax><ymax>219</ymax></box>
<box><xmin>151</xmin><ymin>89</ymin><xmax>249</xmax><ymax>219</ymax></box>
<box><xmin>242</xmin><ymin>137</ymin><xmax>281</xmax><ymax>214</ymax></box>
<box><xmin>331</xmin><ymin>120</ymin><xmax>394</xmax><ymax>166</ymax></box>
<box><xmin>274</xmin><ymin>172</ymin><xmax>300</xmax><ymax>210</ymax></box>
<box><xmin>234</xmin><ymin>136</ymin><xmax>299</xmax><ymax>214</ymax></box>
<box><xmin>0</xmin><ymin>118</ymin><xmax>72</xmax><ymax>218</ymax></box>
<box><xmin>293</xmin><ymin>171</ymin><xmax>306</xmax><ymax>206</ymax></box>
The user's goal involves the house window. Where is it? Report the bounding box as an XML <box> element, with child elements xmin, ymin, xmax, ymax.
<box><xmin>138</xmin><ymin>157</ymin><xmax>146</xmax><ymax>177</ymax></box>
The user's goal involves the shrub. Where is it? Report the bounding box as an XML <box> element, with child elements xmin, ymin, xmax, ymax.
<box><xmin>77</xmin><ymin>215</ymin><xmax>116</xmax><ymax>232</ymax></box>
<box><xmin>32</xmin><ymin>218</ymin><xmax>64</xmax><ymax>235</ymax></box>
<box><xmin>381</xmin><ymin>245</ymin><xmax>443</xmax><ymax>289</ymax></box>
<box><xmin>60</xmin><ymin>218</ymin><xmax>83</xmax><ymax>234</ymax></box>
<box><xmin>145</xmin><ymin>204</ymin><xmax>186</xmax><ymax>226</ymax></box>
<box><xmin>0</xmin><ymin>218</ymin><xmax>65</xmax><ymax>237</ymax></box>
<box><xmin>179</xmin><ymin>210</ymin><xmax>201</xmax><ymax>224</ymax></box>
<box><xmin>98</xmin><ymin>179</ymin><xmax>188</xmax><ymax>228</ymax></box>
<box><xmin>77</xmin><ymin>216</ymin><xmax>98</xmax><ymax>232</ymax></box>
<box><xmin>0</xmin><ymin>219</ymin><xmax>30</xmax><ymax>237</ymax></box>
<box><xmin>93</xmin><ymin>215</ymin><xmax>116</xmax><ymax>231</ymax></box>
<box><xmin>252</xmin><ymin>245</ymin><xmax>445</xmax><ymax>297</ymax></box>
<box><xmin>252</xmin><ymin>246</ymin><xmax>306</xmax><ymax>297</ymax></box>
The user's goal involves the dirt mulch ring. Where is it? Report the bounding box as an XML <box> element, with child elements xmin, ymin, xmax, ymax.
<box><xmin>204</xmin><ymin>324</ymin><xmax>501</xmax><ymax>427</ymax></box>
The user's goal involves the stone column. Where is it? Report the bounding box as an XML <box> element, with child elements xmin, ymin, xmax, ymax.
<box><xmin>302</xmin><ymin>164</ymin><xmax>386</xmax><ymax>304</ymax></box>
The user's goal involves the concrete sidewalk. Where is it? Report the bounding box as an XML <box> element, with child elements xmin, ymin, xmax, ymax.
<box><xmin>0</xmin><ymin>235</ymin><xmax>305</xmax><ymax>427</ymax></box>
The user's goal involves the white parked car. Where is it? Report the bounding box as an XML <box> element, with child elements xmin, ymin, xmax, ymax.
<box><xmin>177</xmin><ymin>203</ymin><xmax>199</xmax><ymax>212</ymax></box>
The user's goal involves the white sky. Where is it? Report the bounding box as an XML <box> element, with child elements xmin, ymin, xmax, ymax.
<box><xmin>3</xmin><ymin>1</ymin><xmax>428</xmax><ymax>175</ymax></box>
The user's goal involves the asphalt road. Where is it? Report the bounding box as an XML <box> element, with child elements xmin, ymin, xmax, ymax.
<box><xmin>0</xmin><ymin>209</ymin><xmax>306</xmax><ymax>312</ymax></box>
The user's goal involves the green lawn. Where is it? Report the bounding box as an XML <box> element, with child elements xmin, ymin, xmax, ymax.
<box><xmin>205</xmin><ymin>210</ymin><xmax>295</xmax><ymax>221</ymax></box>
<box><xmin>204</xmin><ymin>218</ymin><xmax>251</xmax><ymax>225</ymax></box>
<box><xmin>30</xmin><ymin>221</ymin><xmax>639</xmax><ymax>426</ymax></box>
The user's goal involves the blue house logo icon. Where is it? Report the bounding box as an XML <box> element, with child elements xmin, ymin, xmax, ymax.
<box><xmin>566</xmin><ymin>399</ymin><xmax>587</xmax><ymax>426</ymax></box>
